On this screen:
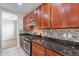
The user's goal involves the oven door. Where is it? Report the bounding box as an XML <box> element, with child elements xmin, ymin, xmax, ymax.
<box><xmin>24</xmin><ymin>40</ymin><xmax>31</xmax><ymax>55</ymax></box>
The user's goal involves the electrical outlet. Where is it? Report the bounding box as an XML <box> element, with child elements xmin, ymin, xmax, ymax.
<box><xmin>68</xmin><ymin>33</ymin><xmax>72</xmax><ymax>38</ymax></box>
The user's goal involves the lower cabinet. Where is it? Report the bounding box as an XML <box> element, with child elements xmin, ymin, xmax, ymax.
<box><xmin>32</xmin><ymin>42</ymin><xmax>61</xmax><ymax>56</ymax></box>
<box><xmin>32</xmin><ymin>53</ymin><xmax>36</xmax><ymax>56</ymax></box>
<box><xmin>19</xmin><ymin>36</ymin><xmax>24</xmax><ymax>49</ymax></box>
<box><xmin>32</xmin><ymin>42</ymin><xmax>45</xmax><ymax>56</ymax></box>
<box><xmin>46</xmin><ymin>49</ymin><xmax>61</xmax><ymax>56</ymax></box>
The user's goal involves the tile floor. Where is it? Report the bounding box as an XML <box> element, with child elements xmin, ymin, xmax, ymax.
<box><xmin>1</xmin><ymin>47</ymin><xmax>29</xmax><ymax>56</ymax></box>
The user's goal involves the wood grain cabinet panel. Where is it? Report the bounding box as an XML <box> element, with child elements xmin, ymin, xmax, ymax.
<box><xmin>31</xmin><ymin>12</ymin><xmax>37</xmax><ymax>29</ymax></box>
<box><xmin>41</xmin><ymin>3</ymin><xmax>51</xmax><ymax>29</ymax></box>
<box><xmin>23</xmin><ymin>3</ymin><xmax>79</xmax><ymax>30</ymax></box>
<box><xmin>30</xmin><ymin>12</ymin><xmax>36</xmax><ymax>22</ymax></box>
<box><xmin>46</xmin><ymin>49</ymin><xmax>61</xmax><ymax>56</ymax></box>
<box><xmin>33</xmin><ymin>4</ymin><xmax>51</xmax><ymax>29</ymax></box>
<box><xmin>32</xmin><ymin>53</ymin><xmax>36</xmax><ymax>56</ymax></box>
<box><xmin>32</xmin><ymin>42</ymin><xmax>61</xmax><ymax>56</ymax></box>
<box><xmin>66</xmin><ymin>4</ymin><xmax>79</xmax><ymax>28</ymax></box>
<box><xmin>19</xmin><ymin>36</ymin><xmax>24</xmax><ymax>49</ymax></box>
<box><xmin>23</xmin><ymin>14</ymin><xmax>32</xmax><ymax>30</ymax></box>
<box><xmin>35</xmin><ymin>7</ymin><xmax>43</xmax><ymax>29</ymax></box>
<box><xmin>32</xmin><ymin>42</ymin><xmax>45</xmax><ymax>56</ymax></box>
<box><xmin>50</xmin><ymin>3</ymin><xmax>68</xmax><ymax>28</ymax></box>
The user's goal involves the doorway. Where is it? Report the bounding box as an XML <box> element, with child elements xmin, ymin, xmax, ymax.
<box><xmin>2</xmin><ymin>11</ymin><xmax>18</xmax><ymax>49</ymax></box>
<box><xmin>2</xmin><ymin>20</ymin><xmax>17</xmax><ymax>49</ymax></box>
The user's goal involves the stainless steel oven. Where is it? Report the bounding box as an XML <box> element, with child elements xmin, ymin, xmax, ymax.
<box><xmin>24</xmin><ymin>38</ymin><xmax>32</xmax><ymax>56</ymax></box>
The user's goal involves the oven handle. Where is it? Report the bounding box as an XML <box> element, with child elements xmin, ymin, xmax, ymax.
<box><xmin>24</xmin><ymin>39</ymin><xmax>30</xmax><ymax>42</ymax></box>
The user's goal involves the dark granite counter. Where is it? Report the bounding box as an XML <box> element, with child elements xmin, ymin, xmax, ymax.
<box><xmin>20</xmin><ymin>33</ymin><xmax>79</xmax><ymax>56</ymax></box>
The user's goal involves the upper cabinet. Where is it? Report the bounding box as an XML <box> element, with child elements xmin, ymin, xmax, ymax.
<box><xmin>50</xmin><ymin>3</ymin><xmax>68</xmax><ymax>28</ymax></box>
<box><xmin>29</xmin><ymin>12</ymin><xmax>35</xmax><ymax>22</ymax></box>
<box><xmin>36</xmin><ymin>4</ymin><xmax>51</xmax><ymax>29</ymax></box>
<box><xmin>23</xmin><ymin>13</ymin><xmax>36</xmax><ymax>30</ymax></box>
<box><xmin>23</xmin><ymin>3</ymin><xmax>79</xmax><ymax>30</ymax></box>
<box><xmin>23</xmin><ymin>14</ymin><xmax>31</xmax><ymax>30</ymax></box>
<box><xmin>46</xmin><ymin>3</ymin><xmax>79</xmax><ymax>29</ymax></box>
<box><xmin>31</xmin><ymin>10</ymin><xmax>37</xmax><ymax>29</ymax></box>
<box><xmin>67</xmin><ymin>4</ymin><xmax>79</xmax><ymax>28</ymax></box>
<box><xmin>35</xmin><ymin>7</ymin><xmax>43</xmax><ymax>29</ymax></box>
<box><xmin>41</xmin><ymin>3</ymin><xmax>51</xmax><ymax>29</ymax></box>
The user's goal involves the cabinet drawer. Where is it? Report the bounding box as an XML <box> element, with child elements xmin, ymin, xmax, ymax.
<box><xmin>32</xmin><ymin>53</ymin><xmax>36</xmax><ymax>56</ymax></box>
<box><xmin>32</xmin><ymin>42</ymin><xmax>45</xmax><ymax>51</ymax></box>
<box><xmin>32</xmin><ymin>42</ymin><xmax>45</xmax><ymax>56</ymax></box>
<box><xmin>46</xmin><ymin>49</ymin><xmax>61</xmax><ymax>56</ymax></box>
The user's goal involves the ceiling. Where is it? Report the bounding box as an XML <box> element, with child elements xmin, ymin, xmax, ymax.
<box><xmin>0</xmin><ymin>3</ymin><xmax>41</xmax><ymax>15</ymax></box>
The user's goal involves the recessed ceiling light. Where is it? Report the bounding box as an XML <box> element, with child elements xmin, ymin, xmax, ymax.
<box><xmin>18</xmin><ymin>3</ymin><xmax>22</xmax><ymax>6</ymax></box>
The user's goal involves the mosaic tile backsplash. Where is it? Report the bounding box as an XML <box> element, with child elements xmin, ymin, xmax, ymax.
<box><xmin>31</xmin><ymin>29</ymin><xmax>79</xmax><ymax>43</ymax></box>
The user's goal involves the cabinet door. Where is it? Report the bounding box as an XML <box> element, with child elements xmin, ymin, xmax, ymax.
<box><xmin>19</xmin><ymin>36</ymin><xmax>24</xmax><ymax>48</ymax></box>
<box><xmin>32</xmin><ymin>53</ymin><xmax>36</xmax><ymax>56</ymax></box>
<box><xmin>24</xmin><ymin>14</ymin><xmax>31</xmax><ymax>24</ymax></box>
<box><xmin>46</xmin><ymin>49</ymin><xmax>61</xmax><ymax>56</ymax></box>
<box><xmin>41</xmin><ymin>3</ymin><xmax>51</xmax><ymax>29</ymax></box>
<box><xmin>23</xmin><ymin>15</ymin><xmax>29</xmax><ymax>30</ymax></box>
<box><xmin>51</xmin><ymin>3</ymin><xmax>67</xmax><ymax>28</ymax></box>
<box><xmin>30</xmin><ymin>12</ymin><xmax>35</xmax><ymax>22</ymax></box>
<box><xmin>32</xmin><ymin>42</ymin><xmax>45</xmax><ymax>56</ymax></box>
<box><xmin>23</xmin><ymin>14</ymin><xmax>31</xmax><ymax>30</ymax></box>
<box><xmin>31</xmin><ymin>10</ymin><xmax>37</xmax><ymax>29</ymax></box>
<box><xmin>35</xmin><ymin>7</ymin><xmax>43</xmax><ymax>29</ymax></box>
<box><xmin>67</xmin><ymin>4</ymin><xmax>79</xmax><ymax>28</ymax></box>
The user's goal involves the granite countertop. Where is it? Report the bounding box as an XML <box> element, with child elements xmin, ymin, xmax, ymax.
<box><xmin>20</xmin><ymin>33</ymin><xmax>79</xmax><ymax>56</ymax></box>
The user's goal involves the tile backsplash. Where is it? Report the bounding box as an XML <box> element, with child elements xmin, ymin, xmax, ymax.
<box><xmin>30</xmin><ymin>29</ymin><xmax>79</xmax><ymax>43</ymax></box>
<box><xmin>42</xmin><ymin>29</ymin><xmax>79</xmax><ymax>42</ymax></box>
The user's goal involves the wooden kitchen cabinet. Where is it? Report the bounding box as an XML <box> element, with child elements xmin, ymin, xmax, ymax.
<box><xmin>23</xmin><ymin>13</ymin><xmax>36</xmax><ymax>30</ymax></box>
<box><xmin>24</xmin><ymin>14</ymin><xmax>30</xmax><ymax>25</ymax></box>
<box><xmin>23</xmin><ymin>14</ymin><xmax>31</xmax><ymax>30</ymax></box>
<box><xmin>46</xmin><ymin>49</ymin><xmax>61</xmax><ymax>56</ymax></box>
<box><xmin>32</xmin><ymin>42</ymin><xmax>61</xmax><ymax>56</ymax></box>
<box><xmin>32</xmin><ymin>42</ymin><xmax>45</xmax><ymax>56</ymax></box>
<box><xmin>31</xmin><ymin>10</ymin><xmax>38</xmax><ymax>29</ymax></box>
<box><xmin>35</xmin><ymin>7</ymin><xmax>43</xmax><ymax>29</ymax></box>
<box><xmin>66</xmin><ymin>4</ymin><xmax>79</xmax><ymax>28</ymax></box>
<box><xmin>23</xmin><ymin>3</ymin><xmax>68</xmax><ymax>29</ymax></box>
<box><xmin>30</xmin><ymin>12</ymin><xmax>35</xmax><ymax>22</ymax></box>
<box><xmin>34</xmin><ymin>4</ymin><xmax>51</xmax><ymax>29</ymax></box>
<box><xmin>23</xmin><ymin>3</ymin><xmax>79</xmax><ymax>29</ymax></box>
<box><xmin>36</xmin><ymin>4</ymin><xmax>51</xmax><ymax>29</ymax></box>
<box><xmin>41</xmin><ymin>3</ymin><xmax>51</xmax><ymax>29</ymax></box>
<box><xmin>50</xmin><ymin>3</ymin><xmax>68</xmax><ymax>28</ymax></box>
<box><xmin>32</xmin><ymin>53</ymin><xmax>36</xmax><ymax>56</ymax></box>
<box><xmin>23</xmin><ymin>15</ymin><xmax>29</xmax><ymax>30</ymax></box>
<box><xmin>19</xmin><ymin>36</ymin><xmax>24</xmax><ymax>48</ymax></box>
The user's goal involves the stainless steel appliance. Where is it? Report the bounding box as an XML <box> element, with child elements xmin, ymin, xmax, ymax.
<box><xmin>23</xmin><ymin>37</ymin><xmax>32</xmax><ymax>56</ymax></box>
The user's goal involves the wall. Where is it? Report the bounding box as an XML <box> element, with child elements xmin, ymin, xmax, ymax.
<box><xmin>31</xmin><ymin>29</ymin><xmax>79</xmax><ymax>43</ymax></box>
<box><xmin>18</xmin><ymin>14</ymin><xmax>24</xmax><ymax>31</ymax></box>
<box><xmin>16</xmin><ymin>14</ymin><xmax>24</xmax><ymax>47</ymax></box>
<box><xmin>0</xmin><ymin>8</ymin><xmax>2</xmax><ymax>55</ymax></box>
<box><xmin>2</xmin><ymin>20</ymin><xmax>16</xmax><ymax>40</ymax></box>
